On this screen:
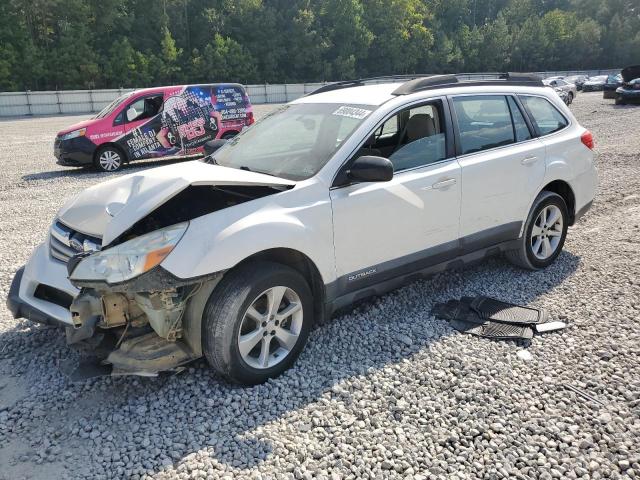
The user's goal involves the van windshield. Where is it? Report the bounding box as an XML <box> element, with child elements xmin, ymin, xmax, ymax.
<box><xmin>95</xmin><ymin>92</ymin><xmax>134</xmax><ymax>119</ymax></box>
<box><xmin>207</xmin><ymin>103</ymin><xmax>376</xmax><ymax>181</ymax></box>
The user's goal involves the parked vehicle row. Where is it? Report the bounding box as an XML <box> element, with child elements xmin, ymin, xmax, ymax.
<box><xmin>9</xmin><ymin>73</ymin><xmax>597</xmax><ymax>384</ymax></box>
<box><xmin>55</xmin><ymin>84</ymin><xmax>254</xmax><ymax>172</ymax></box>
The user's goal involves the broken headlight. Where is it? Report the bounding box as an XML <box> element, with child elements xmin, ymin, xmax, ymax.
<box><xmin>70</xmin><ymin>222</ymin><xmax>188</xmax><ymax>284</ymax></box>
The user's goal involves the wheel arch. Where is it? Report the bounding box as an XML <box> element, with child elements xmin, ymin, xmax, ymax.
<box><xmin>234</xmin><ymin>248</ymin><xmax>327</xmax><ymax>324</ymax></box>
<box><xmin>182</xmin><ymin>247</ymin><xmax>327</xmax><ymax>358</ymax></box>
<box><xmin>540</xmin><ymin>180</ymin><xmax>576</xmax><ymax>224</ymax></box>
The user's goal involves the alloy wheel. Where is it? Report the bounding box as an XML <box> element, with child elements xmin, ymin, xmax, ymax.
<box><xmin>530</xmin><ymin>205</ymin><xmax>563</xmax><ymax>260</ymax></box>
<box><xmin>99</xmin><ymin>150</ymin><xmax>122</xmax><ymax>171</ymax></box>
<box><xmin>237</xmin><ymin>286</ymin><xmax>303</xmax><ymax>370</ymax></box>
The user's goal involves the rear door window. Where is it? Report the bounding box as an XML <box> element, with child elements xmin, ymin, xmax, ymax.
<box><xmin>452</xmin><ymin>95</ymin><xmax>515</xmax><ymax>155</ymax></box>
<box><xmin>519</xmin><ymin>95</ymin><xmax>568</xmax><ymax>136</ymax></box>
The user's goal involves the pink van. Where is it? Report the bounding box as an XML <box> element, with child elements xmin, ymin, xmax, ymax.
<box><xmin>54</xmin><ymin>84</ymin><xmax>254</xmax><ymax>172</ymax></box>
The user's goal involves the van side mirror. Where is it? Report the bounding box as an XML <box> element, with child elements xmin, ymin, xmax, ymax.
<box><xmin>126</xmin><ymin>107</ymin><xmax>138</xmax><ymax>122</ymax></box>
<box><xmin>347</xmin><ymin>155</ymin><xmax>394</xmax><ymax>183</ymax></box>
<box><xmin>203</xmin><ymin>139</ymin><xmax>228</xmax><ymax>157</ymax></box>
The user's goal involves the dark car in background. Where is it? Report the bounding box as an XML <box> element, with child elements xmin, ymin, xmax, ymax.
<box><xmin>615</xmin><ymin>65</ymin><xmax>640</xmax><ymax>105</ymax></box>
<box><xmin>603</xmin><ymin>74</ymin><xmax>623</xmax><ymax>99</ymax></box>
<box><xmin>582</xmin><ymin>75</ymin><xmax>607</xmax><ymax>92</ymax></box>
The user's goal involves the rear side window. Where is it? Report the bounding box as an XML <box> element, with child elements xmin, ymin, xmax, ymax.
<box><xmin>452</xmin><ymin>95</ymin><xmax>515</xmax><ymax>155</ymax></box>
<box><xmin>519</xmin><ymin>95</ymin><xmax>568</xmax><ymax>136</ymax></box>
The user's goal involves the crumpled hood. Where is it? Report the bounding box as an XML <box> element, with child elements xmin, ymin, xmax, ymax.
<box><xmin>57</xmin><ymin>161</ymin><xmax>295</xmax><ymax>246</ymax></box>
<box><xmin>622</xmin><ymin>65</ymin><xmax>640</xmax><ymax>82</ymax></box>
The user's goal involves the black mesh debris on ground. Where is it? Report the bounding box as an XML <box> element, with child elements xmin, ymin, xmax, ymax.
<box><xmin>432</xmin><ymin>296</ymin><xmax>566</xmax><ymax>340</ymax></box>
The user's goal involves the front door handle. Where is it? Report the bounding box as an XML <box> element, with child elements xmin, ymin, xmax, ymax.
<box><xmin>432</xmin><ymin>178</ymin><xmax>457</xmax><ymax>189</ymax></box>
<box><xmin>521</xmin><ymin>155</ymin><xmax>538</xmax><ymax>165</ymax></box>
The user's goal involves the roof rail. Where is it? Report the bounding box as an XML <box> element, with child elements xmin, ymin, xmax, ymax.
<box><xmin>306</xmin><ymin>74</ymin><xmax>436</xmax><ymax>96</ymax></box>
<box><xmin>307</xmin><ymin>72</ymin><xmax>544</xmax><ymax>97</ymax></box>
<box><xmin>392</xmin><ymin>72</ymin><xmax>544</xmax><ymax>95</ymax></box>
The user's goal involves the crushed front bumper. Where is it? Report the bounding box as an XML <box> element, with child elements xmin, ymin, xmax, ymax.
<box><xmin>7</xmin><ymin>241</ymin><xmax>218</xmax><ymax>378</ymax></box>
<box><xmin>7</xmin><ymin>243</ymin><xmax>78</xmax><ymax>326</ymax></box>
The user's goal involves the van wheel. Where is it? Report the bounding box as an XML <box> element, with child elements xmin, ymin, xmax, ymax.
<box><xmin>506</xmin><ymin>191</ymin><xmax>569</xmax><ymax>270</ymax></box>
<box><xmin>221</xmin><ymin>131</ymin><xmax>238</xmax><ymax>140</ymax></box>
<box><xmin>94</xmin><ymin>146</ymin><xmax>124</xmax><ymax>172</ymax></box>
<box><xmin>202</xmin><ymin>261</ymin><xmax>313</xmax><ymax>385</ymax></box>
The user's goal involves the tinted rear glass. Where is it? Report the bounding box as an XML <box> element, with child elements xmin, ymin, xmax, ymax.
<box><xmin>453</xmin><ymin>95</ymin><xmax>515</xmax><ymax>155</ymax></box>
<box><xmin>519</xmin><ymin>95</ymin><xmax>568</xmax><ymax>136</ymax></box>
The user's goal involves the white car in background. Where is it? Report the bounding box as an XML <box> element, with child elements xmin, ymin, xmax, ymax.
<box><xmin>7</xmin><ymin>73</ymin><xmax>597</xmax><ymax>385</ymax></box>
<box><xmin>543</xmin><ymin>78</ymin><xmax>578</xmax><ymax>104</ymax></box>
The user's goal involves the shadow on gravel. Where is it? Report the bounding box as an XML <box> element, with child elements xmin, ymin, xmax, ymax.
<box><xmin>0</xmin><ymin>251</ymin><xmax>581</xmax><ymax>477</ymax></box>
<box><xmin>21</xmin><ymin>157</ymin><xmax>195</xmax><ymax>182</ymax></box>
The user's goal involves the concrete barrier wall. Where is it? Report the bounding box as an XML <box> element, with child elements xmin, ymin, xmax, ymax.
<box><xmin>0</xmin><ymin>70</ymin><xmax>621</xmax><ymax>117</ymax></box>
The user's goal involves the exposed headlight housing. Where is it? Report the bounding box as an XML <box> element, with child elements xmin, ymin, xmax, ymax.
<box><xmin>60</xmin><ymin>128</ymin><xmax>86</xmax><ymax>141</ymax></box>
<box><xmin>70</xmin><ymin>222</ymin><xmax>188</xmax><ymax>284</ymax></box>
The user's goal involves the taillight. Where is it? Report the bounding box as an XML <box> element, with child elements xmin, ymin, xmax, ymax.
<box><xmin>247</xmin><ymin>111</ymin><xmax>255</xmax><ymax>125</ymax></box>
<box><xmin>581</xmin><ymin>130</ymin><xmax>594</xmax><ymax>150</ymax></box>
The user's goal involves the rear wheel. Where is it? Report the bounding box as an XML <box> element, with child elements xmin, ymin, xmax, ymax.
<box><xmin>94</xmin><ymin>146</ymin><xmax>124</xmax><ymax>172</ymax></box>
<box><xmin>202</xmin><ymin>261</ymin><xmax>313</xmax><ymax>385</ymax></box>
<box><xmin>567</xmin><ymin>92</ymin><xmax>574</xmax><ymax>104</ymax></box>
<box><xmin>506</xmin><ymin>191</ymin><xmax>569</xmax><ymax>270</ymax></box>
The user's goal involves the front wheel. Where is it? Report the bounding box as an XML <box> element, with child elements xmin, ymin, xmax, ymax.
<box><xmin>506</xmin><ymin>191</ymin><xmax>569</xmax><ymax>270</ymax></box>
<box><xmin>202</xmin><ymin>261</ymin><xmax>313</xmax><ymax>385</ymax></box>
<box><xmin>94</xmin><ymin>146</ymin><xmax>124</xmax><ymax>172</ymax></box>
<box><xmin>567</xmin><ymin>92</ymin><xmax>574</xmax><ymax>104</ymax></box>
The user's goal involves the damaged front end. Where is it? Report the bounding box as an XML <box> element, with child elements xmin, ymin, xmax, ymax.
<box><xmin>67</xmin><ymin>268</ymin><xmax>220</xmax><ymax>378</ymax></box>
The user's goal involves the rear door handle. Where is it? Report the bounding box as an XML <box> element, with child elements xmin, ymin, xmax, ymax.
<box><xmin>521</xmin><ymin>155</ymin><xmax>538</xmax><ymax>165</ymax></box>
<box><xmin>431</xmin><ymin>178</ymin><xmax>457</xmax><ymax>189</ymax></box>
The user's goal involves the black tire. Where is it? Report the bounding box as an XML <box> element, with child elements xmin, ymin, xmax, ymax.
<box><xmin>202</xmin><ymin>261</ymin><xmax>313</xmax><ymax>385</ymax></box>
<box><xmin>505</xmin><ymin>191</ymin><xmax>569</xmax><ymax>270</ymax></box>
<box><xmin>567</xmin><ymin>92</ymin><xmax>574</xmax><ymax>104</ymax></box>
<box><xmin>94</xmin><ymin>145</ymin><xmax>125</xmax><ymax>172</ymax></box>
<box><xmin>615</xmin><ymin>96</ymin><xmax>625</xmax><ymax>106</ymax></box>
<box><xmin>221</xmin><ymin>131</ymin><xmax>239</xmax><ymax>140</ymax></box>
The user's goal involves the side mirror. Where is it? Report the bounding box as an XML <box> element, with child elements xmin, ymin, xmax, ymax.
<box><xmin>126</xmin><ymin>107</ymin><xmax>138</xmax><ymax>122</ymax></box>
<box><xmin>348</xmin><ymin>155</ymin><xmax>393</xmax><ymax>183</ymax></box>
<box><xmin>203</xmin><ymin>139</ymin><xmax>228</xmax><ymax>157</ymax></box>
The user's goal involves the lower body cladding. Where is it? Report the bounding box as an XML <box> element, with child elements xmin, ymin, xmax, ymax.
<box><xmin>64</xmin><ymin>268</ymin><xmax>222</xmax><ymax>379</ymax></box>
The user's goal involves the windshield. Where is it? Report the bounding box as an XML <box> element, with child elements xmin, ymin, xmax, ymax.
<box><xmin>95</xmin><ymin>92</ymin><xmax>134</xmax><ymax>119</ymax></box>
<box><xmin>208</xmin><ymin>103</ymin><xmax>375</xmax><ymax>181</ymax></box>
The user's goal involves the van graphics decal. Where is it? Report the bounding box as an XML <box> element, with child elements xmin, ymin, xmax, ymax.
<box><xmin>109</xmin><ymin>84</ymin><xmax>253</xmax><ymax>161</ymax></box>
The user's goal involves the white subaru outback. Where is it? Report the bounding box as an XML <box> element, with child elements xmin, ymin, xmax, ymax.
<box><xmin>7</xmin><ymin>74</ymin><xmax>597</xmax><ymax>384</ymax></box>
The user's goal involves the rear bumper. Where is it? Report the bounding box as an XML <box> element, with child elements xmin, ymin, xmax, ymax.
<box><xmin>7</xmin><ymin>244</ymin><xmax>77</xmax><ymax>326</ymax></box>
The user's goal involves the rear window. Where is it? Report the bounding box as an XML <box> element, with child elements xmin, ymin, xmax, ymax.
<box><xmin>453</xmin><ymin>95</ymin><xmax>515</xmax><ymax>155</ymax></box>
<box><xmin>519</xmin><ymin>95</ymin><xmax>568</xmax><ymax>136</ymax></box>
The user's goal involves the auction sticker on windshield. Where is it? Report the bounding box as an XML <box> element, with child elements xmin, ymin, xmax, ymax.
<box><xmin>333</xmin><ymin>106</ymin><xmax>372</xmax><ymax>119</ymax></box>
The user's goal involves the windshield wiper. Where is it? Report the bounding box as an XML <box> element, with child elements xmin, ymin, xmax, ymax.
<box><xmin>239</xmin><ymin>166</ymin><xmax>278</xmax><ymax>178</ymax></box>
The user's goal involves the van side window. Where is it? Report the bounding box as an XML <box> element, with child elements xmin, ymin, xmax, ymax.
<box><xmin>126</xmin><ymin>94</ymin><xmax>164</xmax><ymax>123</ymax></box>
<box><xmin>452</xmin><ymin>95</ymin><xmax>515</xmax><ymax>155</ymax></box>
<box><xmin>355</xmin><ymin>100</ymin><xmax>447</xmax><ymax>172</ymax></box>
<box><xmin>519</xmin><ymin>95</ymin><xmax>568</xmax><ymax>136</ymax></box>
<box><xmin>507</xmin><ymin>96</ymin><xmax>532</xmax><ymax>142</ymax></box>
<box><xmin>113</xmin><ymin>111</ymin><xmax>124</xmax><ymax>126</ymax></box>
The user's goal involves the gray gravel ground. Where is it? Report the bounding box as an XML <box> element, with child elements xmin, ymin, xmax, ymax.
<box><xmin>0</xmin><ymin>94</ymin><xmax>639</xmax><ymax>480</ymax></box>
